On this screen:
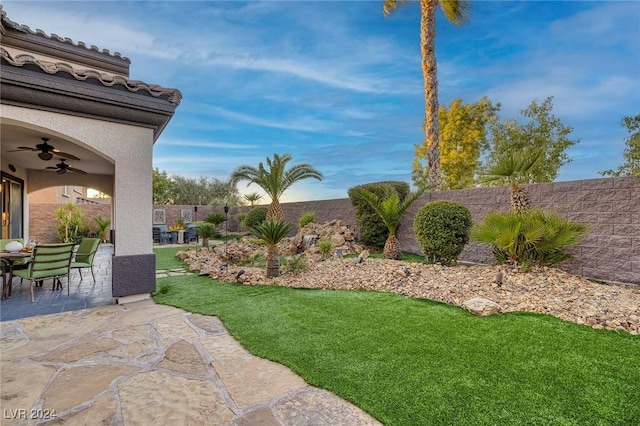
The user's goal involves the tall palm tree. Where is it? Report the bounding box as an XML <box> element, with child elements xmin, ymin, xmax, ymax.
<box><xmin>230</xmin><ymin>153</ymin><xmax>323</xmax><ymax>221</ymax></box>
<box><xmin>351</xmin><ymin>185</ymin><xmax>424</xmax><ymax>259</ymax></box>
<box><xmin>384</xmin><ymin>0</ymin><xmax>470</xmax><ymax>188</ymax></box>
<box><xmin>481</xmin><ymin>149</ymin><xmax>543</xmax><ymax>213</ymax></box>
<box><xmin>251</xmin><ymin>219</ymin><xmax>294</xmax><ymax>278</ymax></box>
<box><xmin>244</xmin><ymin>192</ymin><xmax>263</xmax><ymax>208</ymax></box>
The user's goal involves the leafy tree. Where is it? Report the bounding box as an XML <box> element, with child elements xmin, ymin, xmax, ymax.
<box><xmin>482</xmin><ymin>96</ymin><xmax>578</xmax><ymax>184</ymax></box>
<box><xmin>171</xmin><ymin>176</ymin><xmax>241</xmax><ymax>206</ymax></box>
<box><xmin>385</xmin><ymin>0</ymin><xmax>471</xmax><ymax>188</ymax></box>
<box><xmin>351</xmin><ymin>185</ymin><xmax>423</xmax><ymax>259</ymax></box>
<box><xmin>600</xmin><ymin>114</ymin><xmax>640</xmax><ymax>177</ymax></box>
<box><xmin>153</xmin><ymin>168</ymin><xmax>174</xmax><ymax>204</ymax></box>
<box><xmin>250</xmin><ymin>219</ymin><xmax>294</xmax><ymax>278</ymax></box>
<box><xmin>230</xmin><ymin>153</ymin><xmax>323</xmax><ymax>221</ymax></box>
<box><xmin>424</xmin><ymin>97</ymin><xmax>500</xmax><ymax>189</ymax></box>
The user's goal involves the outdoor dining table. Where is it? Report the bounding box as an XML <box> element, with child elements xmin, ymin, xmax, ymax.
<box><xmin>1</xmin><ymin>250</ymin><xmax>32</xmax><ymax>299</ymax></box>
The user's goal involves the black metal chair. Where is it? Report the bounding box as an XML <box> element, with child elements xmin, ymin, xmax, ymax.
<box><xmin>153</xmin><ymin>226</ymin><xmax>170</xmax><ymax>245</ymax></box>
<box><xmin>185</xmin><ymin>225</ymin><xmax>199</xmax><ymax>244</ymax></box>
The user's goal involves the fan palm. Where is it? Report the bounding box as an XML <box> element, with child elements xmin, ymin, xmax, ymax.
<box><xmin>230</xmin><ymin>153</ymin><xmax>323</xmax><ymax>221</ymax></box>
<box><xmin>384</xmin><ymin>0</ymin><xmax>470</xmax><ymax>188</ymax></box>
<box><xmin>244</xmin><ymin>192</ymin><xmax>263</xmax><ymax>208</ymax></box>
<box><xmin>481</xmin><ymin>149</ymin><xmax>543</xmax><ymax>213</ymax></box>
<box><xmin>351</xmin><ymin>185</ymin><xmax>424</xmax><ymax>259</ymax></box>
<box><xmin>251</xmin><ymin>219</ymin><xmax>294</xmax><ymax>278</ymax></box>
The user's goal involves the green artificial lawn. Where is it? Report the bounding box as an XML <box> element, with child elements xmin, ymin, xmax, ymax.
<box><xmin>153</xmin><ymin>247</ymin><xmax>639</xmax><ymax>426</ymax></box>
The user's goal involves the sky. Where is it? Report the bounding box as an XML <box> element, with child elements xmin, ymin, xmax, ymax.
<box><xmin>2</xmin><ymin>1</ymin><xmax>639</xmax><ymax>202</ymax></box>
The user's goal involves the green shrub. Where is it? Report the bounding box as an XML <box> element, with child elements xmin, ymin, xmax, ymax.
<box><xmin>205</xmin><ymin>212</ymin><xmax>226</xmax><ymax>226</ymax></box>
<box><xmin>348</xmin><ymin>181</ymin><xmax>410</xmax><ymax>248</ymax></box>
<box><xmin>318</xmin><ymin>237</ymin><xmax>333</xmax><ymax>259</ymax></box>
<box><xmin>235</xmin><ymin>212</ymin><xmax>248</xmax><ymax>229</ymax></box>
<box><xmin>413</xmin><ymin>201</ymin><xmax>472</xmax><ymax>265</ymax></box>
<box><xmin>471</xmin><ymin>209</ymin><xmax>588</xmax><ymax>270</ymax></box>
<box><xmin>281</xmin><ymin>254</ymin><xmax>309</xmax><ymax>274</ymax></box>
<box><xmin>154</xmin><ymin>282</ymin><xmax>173</xmax><ymax>295</ymax></box>
<box><xmin>243</xmin><ymin>206</ymin><xmax>268</xmax><ymax>229</ymax></box>
<box><xmin>298</xmin><ymin>211</ymin><xmax>316</xmax><ymax>228</ymax></box>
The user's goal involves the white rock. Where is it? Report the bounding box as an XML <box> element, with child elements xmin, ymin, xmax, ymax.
<box><xmin>462</xmin><ymin>297</ymin><xmax>503</xmax><ymax>316</ymax></box>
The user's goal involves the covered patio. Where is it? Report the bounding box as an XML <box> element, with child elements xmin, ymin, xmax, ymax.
<box><xmin>0</xmin><ymin>6</ymin><xmax>181</xmax><ymax>306</ymax></box>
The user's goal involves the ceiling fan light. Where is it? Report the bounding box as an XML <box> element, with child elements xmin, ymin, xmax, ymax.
<box><xmin>38</xmin><ymin>151</ymin><xmax>53</xmax><ymax>161</ymax></box>
<box><xmin>56</xmin><ymin>169</ymin><xmax>66</xmax><ymax>175</ymax></box>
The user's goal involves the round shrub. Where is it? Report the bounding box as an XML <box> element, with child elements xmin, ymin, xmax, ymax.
<box><xmin>243</xmin><ymin>206</ymin><xmax>268</xmax><ymax>229</ymax></box>
<box><xmin>413</xmin><ymin>200</ymin><xmax>472</xmax><ymax>265</ymax></box>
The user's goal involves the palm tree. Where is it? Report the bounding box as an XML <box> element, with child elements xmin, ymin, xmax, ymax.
<box><xmin>230</xmin><ymin>153</ymin><xmax>323</xmax><ymax>221</ymax></box>
<box><xmin>481</xmin><ymin>149</ymin><xmax>543</xmax><ymax>213</ymax></box>
<box><xmin>244</xmin><ymin>192</ymin><xmax>263</xmax><ymax>208</ymax></box>
<box><xmin>251</xmin><ymin>219</ymin><xmax>294</xmax><ymax>278</ymax></box>
<box><xmin>351</xmin><ymin>185</ymin><xmax>424</xmax><ymax>259</ymax></box>
<box><xmin>384</xmin><ymin>0</ymin><xmax>470</xmax><ymax>188</ymax></box>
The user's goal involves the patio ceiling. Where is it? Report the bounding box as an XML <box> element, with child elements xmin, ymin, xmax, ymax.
<box><xmin>1</xmin><ymin>122</ymin><xmax>115</xmax><ymax>176</ymax></box>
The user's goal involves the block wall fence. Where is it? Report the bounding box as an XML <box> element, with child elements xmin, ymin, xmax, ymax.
<box><xmin>29</xmin><ymin>176</ymin><xmax>639</xmax><ymax>284</ymax></box>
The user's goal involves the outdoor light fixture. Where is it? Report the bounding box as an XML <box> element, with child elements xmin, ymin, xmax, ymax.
<box><xmin>224</xmin><ymin>205</ymin><xmax>229</xmax><ymax>260</ymax></box>
<box><xmin>194</xmin><ymin>206</ymin><xmax>198</xmax><ymax>252</ymax></box>
<box><xmin>38</xmin><ymin>151</ymin><xmax>53</xmax><ymax>161</ymax></box>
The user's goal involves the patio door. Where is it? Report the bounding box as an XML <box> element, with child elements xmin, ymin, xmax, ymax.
<box><xmin>1</xmin><ymin>173</ymin><xmax>23</xmax><ymax>239</ymax></box>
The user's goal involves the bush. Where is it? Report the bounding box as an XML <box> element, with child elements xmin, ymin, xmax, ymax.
<box><xmin>243</xmin><ymin>206</ymin><xmax>268</xmax><ymax>229</ymax></box>
<box><xmin>281</xmin><ymin>254</ymin><xmax>309</xmax><ymax>274</ymax></box>
<box><xmin>298</xmin><ymin>211</ymin><xmax>316</xmax><ymax>228</ymax></box>
<box><xmin>348</xmin><ymin>181</ymin><xmax>410</xmax><ymax>248</ymax></box>
<box><xmin>318</xmin><ymin>237</ymin><xmax>333</xmax><ymax>259</ymax></box>
<box><xmin>471</xmin><ymin>209</ymin><xmax>588</xmax><ymax>270</ymax></box>
<box><xmin>413</xmin><ymin>201</ymin><xmax>472</xmax><ymax>265</ymax></box>
<box><xmin>235</xmin><ymin>212</ymin><xmax>248</xmax><ymax>229</ymax></box>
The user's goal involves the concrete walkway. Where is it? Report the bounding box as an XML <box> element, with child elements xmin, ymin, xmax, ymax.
<box><xmin>0</xmin><ymin>299</ymin><xmax>381</xmax><ymax>425</ymax></box>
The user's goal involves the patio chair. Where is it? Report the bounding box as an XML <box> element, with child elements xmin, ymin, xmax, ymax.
<box><xmin>71</xmin><ymin>238</ymin><xmax>101</xmax><ymax>283</ymax></box>
<box><xmin>13</xmin><ymin>243</ymin><xmax>74</xmax><ymax>303</ymax></box>
<box><xmin>153</xmin><ymin>226</ymin><xmax>170</xmax><ymax>244</ymax></box>
<box><xmin>185</xmin><ymin>224</ymin><xmax>199</xmax><ymax>244</ymax></box>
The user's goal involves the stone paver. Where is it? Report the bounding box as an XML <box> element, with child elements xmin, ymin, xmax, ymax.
<box><xmin>0</xmin><ymin>300</ymin><xmax>381</xmax><ymax>425</ymax></box>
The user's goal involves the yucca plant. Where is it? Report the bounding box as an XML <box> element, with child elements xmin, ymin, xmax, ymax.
<box><xmin>471</xmin><ymin>210</ymin><xmax>588</xmax><ymax>270</ymax></box>
<box><xmin>92</xmin><ymin>215</ymin><xmax>111</xmax><ymax>242</ymax></box>
<box><xmin>351</xmin><ymin>185</ymin><xmax>424</xmax><ymax>259</ymax></box>
<box><xmin>251</xmin><ymin>219</ymin><xmax>294</xmax><ymax>277</ymax></box>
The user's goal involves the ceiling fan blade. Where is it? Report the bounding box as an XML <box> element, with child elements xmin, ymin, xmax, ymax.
<box><xmin>53</xmin><ymin>151</ymin><xmax>81</xmax><ymax>161</ymax></box>
<box><xmin>68</xmin><ymin>167</ymin><xmax>88</xmax><ymax>174</ymax></box>
<box><xmin>8</xmin><ymin>147</ymin><xmax>38</xmax><ymax>152</ymax></box>
<box><xmin>45</xmin><ymin>166</ymin><xmax>58</xmax><ymax>170</ymax></box>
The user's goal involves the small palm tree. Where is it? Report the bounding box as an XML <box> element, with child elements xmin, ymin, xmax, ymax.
<box><xmin>244</xmin><ymin>192</ymin><xmax>263</xmax><ymax>208</ymax></box>
<box><xmin>251</xmin><ymin>219</ymin><xmax>294</xmax><ymax>278</ymax></box>
<box><xmin>481</xmin><ymin>149</ymin><xmax>543</xmax><ymax>213</ymax></box>
<box><xmin>92</xmin><ymin>215</ymin><xmax>111</xmax><ymax>242</ymax></box>
<box><xmin>351</xmin><ymin>185</ymin><xmax>424</xmax><ymax>259</ymax></box>
<box><xmin>195</xmin><ymin>222</ymin><xmax>220</xmax><ymax>249</ymax></box>
<box><xmin>230</xmin><ymin>153</ymin><xmax>323</xmax><ymax>221</ymax></box>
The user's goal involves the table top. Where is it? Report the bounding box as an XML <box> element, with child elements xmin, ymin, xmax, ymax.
<box><xmin>0</xmin><ymin>251</ymin><xmax>32</xmax><ymax>259</ymax></box>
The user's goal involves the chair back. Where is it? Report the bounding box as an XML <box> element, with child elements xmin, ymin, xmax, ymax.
<box><xmin>74</xmin><ymin>238</ymin><xmax>100</xmax><ymax>264</ymax></box>
<box><xmin>186</xmin><ymin>225</ymin><xmax>198</xmax><ymax>242</ymax></box>
<box><xmin>1</xmin><ymin>238</ymin><xmax>24</xmax><ymax>250</ymax></box>
<box><xmin>26</xmin><ymin>243</ymin><xmax>74</xmax><ymax>280</ymax></box>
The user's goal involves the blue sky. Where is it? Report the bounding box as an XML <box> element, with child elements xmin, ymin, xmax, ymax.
<box><xmin>3</xmin><ymin>1</ymin><xmax>639</xmax><ymax>202</ymax></box>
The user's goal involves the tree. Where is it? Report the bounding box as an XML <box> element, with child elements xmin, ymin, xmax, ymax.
<box><xmin>351</xmin><ymin>185</ymin><xmax>423</xmax><ymax>259</ymax></box>
<box><xmin>482</xmin><ymin>96</ymin><xmax>578</xmax><ymax>184</ymax></box>
<box><xmin>421</xmin><ymin>97</ymin><xmax>499</xmax><ymax>189</ymax></box>
<box><xmin>385</xmin><ymin>0</ymin><xmax>471</xmax><ymax>188</ymax></box>
<box><xmin>230</xmin><ymin>153</ymin><xmax>323</xmax><ymax>221</ymax></box>
<box><xmin>600</xmin><ymin>114</ymin><xmax>640</xmax><ymax>177</ymax></box>
<box><xmin>171</xmin><ymin>176</ymin><xmax>242</xmax><ymax>206</ymax></box>
<box><xmin>153</xmin><ymin>168</ymin><xmax>174</xmax><ymax>204</ymax></box>
<box><xmin>480</xmin><ymin>149</ymin><xmax>544</xmax><ymax>213</ymax></box>
<box><xmin>250</xmin><ymin>219</ymin><xmax>294</xmax><ymax>278</ymax></box>
<box><xmin>244</xmin><ymin>192</ymin><xmax>263</xmax><ymax>208</ymax></box>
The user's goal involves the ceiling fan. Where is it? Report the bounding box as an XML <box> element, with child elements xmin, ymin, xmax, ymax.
<box><xmin>9</xmin><ymin>137</ymin><xmax>80</xmax><ymax>161</ymax></box>
<box><xmin>46</xmin><ymin>159</ymin><xmax>88</xmax><ymax>175</ymax></box>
